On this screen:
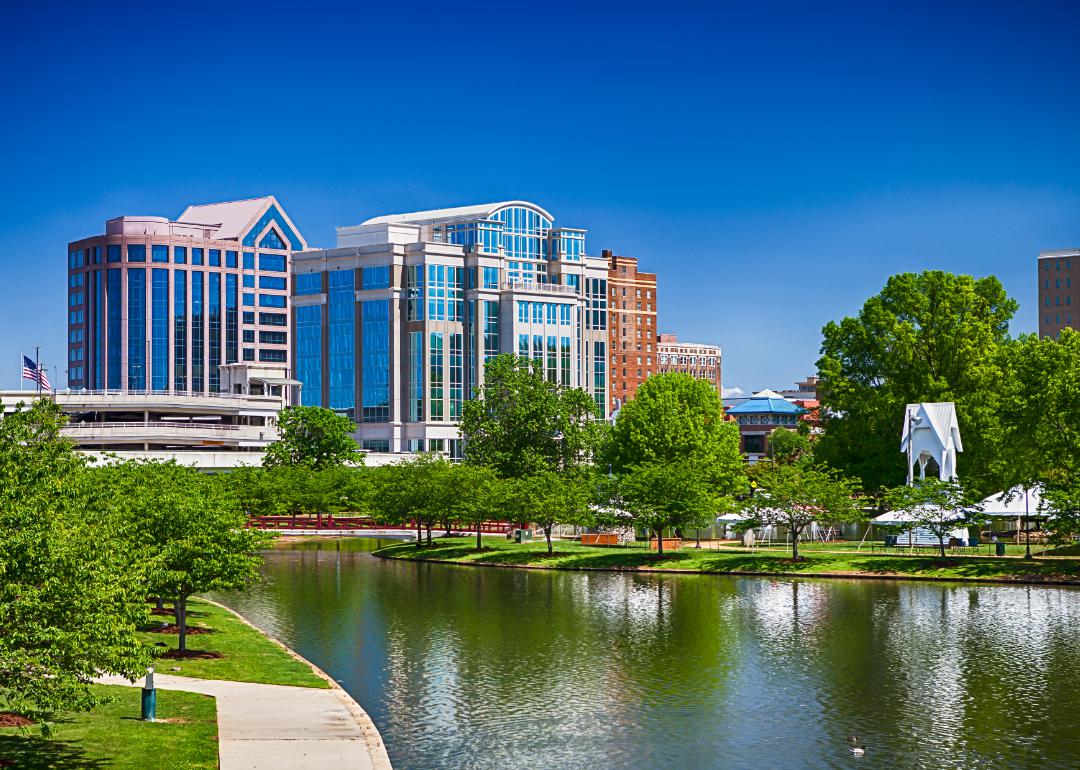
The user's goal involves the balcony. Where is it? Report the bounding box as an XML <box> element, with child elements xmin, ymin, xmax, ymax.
<box><xmin>62</xmin><ymin>420</ymin><xmax>277</xmax><ymax>447</ymax></box>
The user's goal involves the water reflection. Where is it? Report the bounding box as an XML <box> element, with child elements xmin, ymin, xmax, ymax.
<box><xmin>213</xmin><ymin>540</ymin><xmax>1080</xmax><ymax>770</ymax></box>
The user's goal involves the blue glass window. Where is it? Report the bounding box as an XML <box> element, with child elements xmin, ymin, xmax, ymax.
<box><xmin>243</xmin><ymin>292</ymin><xmax>255</xmax><ymax>307</ymax></box>
<box><xmin>127</xmin><ymin>244</ymin><xmax>146</xmax><ymax>262</ymax></box>
<box><xmin>206</xmin><ymin>272</ymin><xmax>218</xmax><ymax>391</ymax></box>
<box><xmin>127</xmin><ymin>268</ymin><xmax>146</xmax><ymax>389</ymax></box>
<box><xmin>226</xmin><ymin>250</ymin><xmax>238</xmax><ymax>268</ymax></box>
<box><xmin>174</xmin><ymin>247</ymin><xmax>187</xmax><ymax>264</ymax></box>
<box><xmin>259</xmin><ymin>349</ymin><xmax>287</xmax><ymax>363</ymax></box>
<box><xmin>106</xmin><ymin>269</ymin><xmax>122</xmax><ymax>388</ymax></box>
<box><xmin>243</xmin><ymin>348</ymin><xmax>255</xmax><ymax>362</ymax></box>
<box><xmin>362</xmin><ymin>265</ymin><xmax>390</xmax><ymax>290</ymax></box>
<box><xmin>152</xmin><ymin>245</ymin><xmax>169</xmax><ymax>263</ymax></box>
<box><xmin>259</xmin><ymin>254</ymin><xmax>287</xmax><ymax>273</ymax></box>
<box><xmin>409</xmin><ymin>331</ymin><xmax>423</xmax><ymax>421</ymax></box>
<box><xmin>193</xmin><ymin>272</ymin><xmax>205</xmax><ymax>390</ymax></box>
<box><xmin>259</xmin><ymin>275</ymin><xmax>287</xmax><ymax>290</ymax></box>
<box><xmin>151</xmin><ymin>268</ymin><xmax>169</xmax><ymax>390</ymax></box>
<box><xmin>209</xmin><ymin>249</ymin><xmax>221</xmax><ymax>267</ymax></box>
<box><xmin>259</xmin><ymin>293</ymin><xmax>286</xmax><ymax>308</ymax></box>
<box><xmin>93</xmin><ymin>271</ymin><xmax>103</xmax><ymax>388</ymax></box>
<box><xmin>449</xmin><ymin>332</ymin><xmax>463</xmax><ymax>419</ymax></box>
<box><xmin>225</xmin><ymin>274</ymin><xmax>238</xmax><ymax>364</ymax></box>
<box><xmin>484</xmin><ymin>301</ymin><xmax>499</xmax><ymax>364</ymax></box>
<box><xmin>259</xmin><ymin>330</ymin><xmax>287</xmax><ymax>345</ymax></box>
<box><xmin>243</xmin><ymin>252</ymin><xmax>255</xmax><ymax>270</ymax></box>
<box><xmin>429</xmin><ymin>332</ymin><xmax>444</xmax><ymax>422</ymax></box>
<box><xmin>407</xmin><ymin>265</ymin><xmax>424</xmax><ymax>321</ymax></box>
<box><xmin>243</xmin><ymin>275</ymin><xmax>255</xmax><ymax>288</ymax></box>
<box><xmin>242</xmin><ymin>204</ymin><xmax>303</xmax><ymax>250</ymax></box>
<box><xmin>296</xmin><ymin>273</ymin><xmax>322</xmax><ymax>295</ymax></box>
<box><xmin>259</xmin><ymin>312</ymin><xmax>287</xmax><ymax>326</ymax></box>
<box><xmin>483</xmin><ymin>266</ymin><xmax>499</xmax><ymax>289</ymax></box>
<box><xmin>296</xmin><ymin>305</ymin><xmax>322</xmax><ymax>406</ymax></box>
<box><xmin>258</xmin><ymin>228</ymin><xmax>286</xmax><ymax>250</ymax></box>
<box><xmin>174</xmin><ymin>271</ymin><xmax>187</xmax><ymax>391</ymax></box>
<box><xmin>328</xmin><ymin>270</ymin><xmax>355</xmax><ymax>414</ymax></box>
<box><xmin>361</xmin><ymin>300</ymin><xmax>390</xmax><ymax>422</ymax></box>
<box><xmin>107</xmin><ymin>245</ymin><xmax>121</xmax><ymax>263</ymax></box>
<box><xmin>191</xmin><ymin>248</ymin><xmax>204</xmax><ymax>266</ymax></box>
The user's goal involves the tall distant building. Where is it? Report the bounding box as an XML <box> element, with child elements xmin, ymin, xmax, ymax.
<box><xmin>656</xmin><ymin>334</ymin><xmax>722</xmax><ymax>397</ymax></box>
<box><xmin>291</xmin><ymin>201</ymin><xmax>610</xmax><ymax>455</ymax></box>
<box><xmin>66</xmin><ymin>197</ymin><xmax>306</xmax><ymax>393</ymax></box>
<box><xmin>605</xmin><ymin>250</ymin><xmax>658</xmax><ymax>412</ymax></box>
<box><xmin>1038</xmin><ymin>248</ymin><xmax>1079</xmax><ymax>337</ymax></box>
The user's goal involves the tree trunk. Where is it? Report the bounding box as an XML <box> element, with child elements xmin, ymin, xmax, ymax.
<box><xmin>416</xmin><ymin>518</ymin><xmax>422</xmax><ymax>547</ymax></box>
<box><xmin>939</xmin><ymin>535</ymin><xmax>946</xmax><ymax>560</ymax></box>
<box><xmin>476</xmin><ymin>521</ymin><xmax>482</xmax><ymax>551</ymax></box>
<box><xmin>791</xmin><ymin>525</ymin><xmax>801</xmax><ymax>561</ymax></box>
<box><xmin>176</xmin><ymin>595</ymin><xmax>188</xmax><ymax>653</ymax></box>
<box><xmin>155</xmin><ymin>596</ymin><xmax>164</xmax><ymax>612</ymax></box>
<box><xmin>656</xmin><ymin>527</ymin><xmax>664</xmax><ymax>557</ymax></box>
<box><xmin>546</xmin><ymin>525</ymin><xmax>553</xmax><ymax>555</ymax></box>
<box><xmin>426</xmin><ymin>523</ymin><xmax>433</xmax><ymax>547</ymax></box>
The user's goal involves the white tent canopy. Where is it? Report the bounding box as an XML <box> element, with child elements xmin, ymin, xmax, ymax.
<box><xmin>871</xmin><ymin>506</ymin><xmax>966</xmax><ymax>526</ymax></box>
<box><xmin>979</xmin><ymin>486</ymin><xmax>1053</xmax><ymax>517</ymax></box>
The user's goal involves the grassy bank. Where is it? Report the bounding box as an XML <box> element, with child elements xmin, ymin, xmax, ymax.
<box><xmin>375</xmin><ymin>537</ymin><xmax>1080</xmax><ymax>584</ymax></box>
<box><xmin>138</xmin><ymin>597</ymin><xmax>328</xmax><ymax>688</ymax></box>
<box><xmin>0</xmin><ymin>684</ymin><xmax>217</xmax><ymax>770</ymax></box>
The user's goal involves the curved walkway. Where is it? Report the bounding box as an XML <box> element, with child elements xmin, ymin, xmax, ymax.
<box><xmin>98</xmin><ymin>672</ymin><xmax>392</xmax><ymax>770</ymax></box>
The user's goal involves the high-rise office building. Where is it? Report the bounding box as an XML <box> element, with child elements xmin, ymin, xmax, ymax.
<box><xmin>1038</xmin><ymin>248</ymin><xmax>1080</xmax><ymax>337</ymax></box>
<box><xmin>656</xmin><ymin>334</ymin><xmax>722</xmax><ymax>397</ymax></box>
<box><xmin>605</xmin><ymin>250</ymin><xmax>658</xmax><ymax>413</ymax></box>
<box><xmin>292</xmin><ymin>200</ymin><xmax>609</xmax><ymax>455</ymax></box>
<box><xmin>66</xmin><ymin>197</ymin><xmax>306</xmax><ymax>393</ymax></box>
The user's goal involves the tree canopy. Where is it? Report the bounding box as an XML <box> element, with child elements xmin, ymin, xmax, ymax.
<box><xmin>610</xmin><ymin>461</ymin><xmax>719</xmax><ymax>556</ymax></box>
<box><xmin>461</xmin><ymin>354</ymin><xmax>601</xmax><ymax>478</ymax></box>
<box><xmin>816</xmin><ymin>270</ymin><xmax>1016</xmax><ymax>496</ymax></box>
<box><xmin>263</xmin><ymin>406</ymin><xmax>362</xmax><ymax>469</ymax></box>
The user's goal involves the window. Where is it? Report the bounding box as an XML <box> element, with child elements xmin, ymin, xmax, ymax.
<box><xmin>226</xmin><ymin>274</ymin><xmax>238</xmax><ymax>364</ymax></box>
<box><xmin>243</xmin><ymin>252</ymin><xmax>255</xmax><ymax>270</ymax></box>
<box><xmin>429</xmin><ymin>332</ymin><xmax>444</xmax><ymax>421</ymax></box>
<box><xmin>243</xmin><ymin>311</ymin><xmax>255</xmax><ymax>325</ymax></box>
<box><xmin>191</xmin><ymin>272</ymin><xmax>204</xmax><ymax>392</ymax></box>
<box><xmin>483</xmin><ymin>266</ymin><xmax>499</xmax><ymax>289</ymax></box>
<box><xmin>259</xmin><ymin>229</ymin><xmax>286</xmax><ymax>250</ymax></box>
<box><xmin>260</xmin><ymin>275</ymin><xmax>287</xmax><ymax>290</ymax></box>
<box><xmin>243</xmin><ymin>292</ymin><xmax>255</xmax><ymax>307</ymax></box>
<box><xmin>127</xmin><ymin>268</ymin><xmax>146</xmax><ymax>389</ymax></box>
<box><xmin>107</xmin><ymin>245</ymin><xmax>121</xmax><ymax>263</ymax></box>
<box><xmin>243</xmin><ymin>329</ymin><xmax>255</xmax><ymax>343</ymax></box>
<box><xmin>205</xmin><ymin>273</ymin><xmax>216</xmax><ymax>391</ymax></box>
<box><xmin>329</xmin><ymin>270</ymin><xmax>355</xmax><ymax>413</ymax></box>
<box><xmin>151</xmin><ymin>269</ymin><xmax>169</xmax><ymax>390</ymax></box>
<box><xmin>296</xmin><ymin>305</ymin><xmax>322</xmax><ymax>406</ymax></box>
<box><xmin>296</xmin><ymin>273</ymin><xmax>322</xmax><ymax>295</ymax></box>
<box><xmin>209</xmin><ymin>249</ymin><xmax>222</xmax><ymax>267</ymax></box>
<box><xmin>259</xmin><ymin>349</ymin><xmax>287</xmax><ymax>362</ymax></box>
<box><xmin>127</xmin><ymin>244</ymin><xmax>146</xmax><ymax>262</ymax></box>
<box><xmin>259</xmin><ymin>254</ymin><xmax>287</xmax><ymax>272</ymax></box>
<box><xmin>226</xmin><ymin>250</ymin><xmax>238</xmax><ymax>268</ymax></box>
<box><xmin>407</xmin><ymin>265</ymin><xmax>424</xmax><ymax>321</ymax></box>
<box><xmin>243</xmin><ymin>275</ymin><xmax>255</xmax><ymax>288</ymax></box>
<box><xmin>243</xmin><ymin>348</ymin><xmax>255</xmax><ymax>361</ymax></box>
<box><xmin>192</xmin><ymin>248</ymin><xmax>204</xmax><ymax>266</ymax></box>
<box><xmin>259</xmin><ymin>294</ymin><xmax>287</xmax><ymax>308</ymax></box>
<box><xmin>362</xmin><ymin>300</ymin><xmax>390</xmax><ymax>422</ymax></box>
<box><xmin>409</xmin><ymin>331</ymin><xmax>424</xmax><ymax>421</ymax></box>
<box><xmin>152</xmin><ymin>245</ymin><xmax>169</xmax><ymax>263</ymax></box>
<box><xmin>362</xmin><ymin>265</ymin><xmax>390</xmax><ymax>289</ymax></box>
<box><xmin>259</xmin><ymin>312</ymin><xmax>288</xmax><ymax>326</ymax></box>
<box><xmin>174</xmin><ymin>246</ymin><xmax>187</xmax><ymax>264</ymax></box>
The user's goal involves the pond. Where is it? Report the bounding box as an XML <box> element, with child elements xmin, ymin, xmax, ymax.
<box><xmin>213</xmin><ymin>538</ymin><xmax>1080</xmax><ymax>770</ymax></box>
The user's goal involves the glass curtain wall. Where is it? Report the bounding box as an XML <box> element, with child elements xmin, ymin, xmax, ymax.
<box><xmin>429</xmin><ymin>332</ymin><xmax>444</xmax><ymax>421</ymax></box>
<box><xmin>173</xmin><ymin>271</ymin><xmax>187</xmax><ymax>391</ymax></box>
<box><xmin>361</xmin><ymin>300</ymin><xmax>390</xmax><ymax>422</ymax></box>
<box><xmin>151</xmin><ymin>269</ymin><xmax>168</xmax><ymax>391</ymax></box>
<box><xmin>106</xmin><ymin>268</ymin><xmax>121</xmax><ymax>389</ymax></box>
<box><xmin>295</xmin><ymin>305</ymin><xmax>323</xmax><ymax>406</ymax></box>
<box><xmin>127</xmin><ymin>268</ymin><xmax>146</xmax><ymax>390</ymax></box>
<box><xmin>409</xmin><ymin>331</ymin><xmax>424</xmax><ymax>421</ymax></box>
<box><xmin>226</xmin><ymin>274</ymin><xmax>238</xmax><ymax>364</ymax></box>
<box><xmin>207</xmin><ymin>273</ymin><xmax>220</xmax><ymax>392</ymax></box>
<box><xmin>328</xmin><ymin>270</ymin><xmax>355</xmax><ymax>416</ymax></box>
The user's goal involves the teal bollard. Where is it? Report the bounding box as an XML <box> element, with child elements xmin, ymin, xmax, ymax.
<box><xmin>141</xmin><ymin>667</ymin><xmax>156</xmax><ymax>721</ymax></box>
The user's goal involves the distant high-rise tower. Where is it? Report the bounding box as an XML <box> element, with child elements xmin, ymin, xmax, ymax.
<box><xmin>604</xmin><ymin>250</ymin><xmax>658</xmax><ymax>413</ymax></box>
<box><xmin>66</xmin><ymin>197</ymin><xmax>306</xmax><ymax>392</ymax></box>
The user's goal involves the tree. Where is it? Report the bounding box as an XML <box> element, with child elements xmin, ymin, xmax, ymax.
<box><xmin>120</xmin><ymin>462</ymin><xmax>271</xmax><ymax>653</ymax></box>
<box><xmin>884</xmin><ymin>478</ymin><xmax>985</xmax><ymax>560</ymax></box>
<box><xmin>741</xmin><ymin>461</ymin><xmax>860</xmax><ymax>560</ymax></box>
<box><xmin>370</xmin><ymin>455</ymin><xmax>451</xmax><ymax>547</ymax></box>
<box><xmin>816</xmin><ymin>271</ymin><xmax>1016</xmax><ymax>497</ymax></box>
<box><xmin>767</xmin><ymin>423</ymin><xmax>813</xmax><ymax>465</ymax></box>
<box><xmin>612</xmin><ymin>462</ymin><xmax>720</xmax><ymax>557</ymax></box>
<box><xmin>607</xmin><ymin>372</ymin><xmax>744</xmax><ymax>492</ymax></box>
<box><xmin>444</xmin><ymin>464</ymin><xmax>503</xmax><ymax>550</ymax></box>
<box><xmin>0</xmin><ymin>399</ymin><xmax>152</xmax><ymax>723</ymax></box>
<box><xmin>505</xmin><ymin>469</ymin><xmax>593</xmax><ymax>554</ymax></box>
<box><xmin>263</xmin><ymin>406</ymin><xmax>362</xmax><ymax>469</ymax></box>
<box><xmin>461</xmin><ymin>354</ymin><xmax>601</xmax><ymax>478</ymax></box>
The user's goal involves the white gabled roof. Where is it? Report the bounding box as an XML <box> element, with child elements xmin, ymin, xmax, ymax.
<box><xmin>900</xmin><ymin>402</ymin><xmax>963</xmax><ymax>453</ymax></box>
<box><xmin>361</xmin><ymin>200</ymin><xmax>554</xmax><ymax>226</ymax></box>
<box><xmin>177</xmin><ymin>196</ymin><xmax>273</xmax><ymax>240</ymax></box>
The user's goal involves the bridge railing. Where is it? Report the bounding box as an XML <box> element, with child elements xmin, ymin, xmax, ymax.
<box><xmin>246</xmin><ymin>514</ymin><xmax>516</xmax><ymax>534</ymax></box>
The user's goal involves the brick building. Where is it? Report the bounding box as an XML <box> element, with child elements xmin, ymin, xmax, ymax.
<box><xmin>1038</xmin><ymin>248</ymin><xmax>1080</xmax><ymax>337</ymax></box>
<box><xmin>656</xmin><ymin>334</ymin><xmax>722</xmax><ymax>398</ymax></box>
<box><xmin>605</xmin><ymin>250</ymin><xmax>658</xmax><ymax>414</ymax></box>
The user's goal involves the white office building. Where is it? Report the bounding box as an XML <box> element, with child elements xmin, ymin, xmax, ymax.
<box><xmin>291</xmin><ymin>201</ymin><xmax>610</xmax><ymax>455</ymax></box>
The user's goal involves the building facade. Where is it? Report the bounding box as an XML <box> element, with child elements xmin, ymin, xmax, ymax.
<box><xmin>1038</xmin><ymin>248</ymin><xmax>1080</xmax><ymax>337</ymax></box>
<box><xmin>291</xmin><ymin>201</ymin><xmax>609</xmax><ymax>455</ymax></box>
<box><xmin>66</xmin><ymin>196</ymin><xmax>306</xmax><ymax>393</ymax></box>
<box><xmin>656</xmin><ymin>334</ymin><xmax>722</xmax><ymax>397</ymax></box>
<box><xmin>725</xmin><ymin>389</ymin><xmax>807</xmax><ymax>463</ymax></box>
<box><xmin>605</xmin><ymin>251</ymin><xmax>658</xmax><ymax>413</ymax></box>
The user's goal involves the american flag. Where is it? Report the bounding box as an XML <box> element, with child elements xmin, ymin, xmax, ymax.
<box><xmin>22</xmin><ymin>355</ymin><xmax>51</xmax><ymax>390</ymax></box>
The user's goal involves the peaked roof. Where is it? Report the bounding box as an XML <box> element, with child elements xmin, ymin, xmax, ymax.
<box><xmin>901</xmin><ymin>402</ymin><xmax>963</xmax><ymax>453</ymax></box>
<box><xmin>727</xmin><ymin>395</ymin><xmax>807</xmax><ymax>415</ymax></box>
<box><xmin>361</xmin><ymin>200</ymin><xmax>554</xmax><ymax>227</ymax></box>
<box><xmin>177</xmin><ymin>196</ymin><xmax>272</xmax><ymax>240</ymax></box>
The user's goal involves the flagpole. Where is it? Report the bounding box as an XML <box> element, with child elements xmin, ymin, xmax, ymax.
<box><xmin>35</xmin><ymin>346</ymin><xmax>41</xmax><ymax>396</ymax></box>
<box><xmin>20</xmin><ymin>351</ymin><xmax>23</xmax><ymax>391</ymax></box>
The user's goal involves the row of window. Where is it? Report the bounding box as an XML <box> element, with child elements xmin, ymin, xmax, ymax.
<box><xmin>1044</xmin><ymin>313</ymin><xmax>1072</xmax><ymax>326</ymax></box>
<box><xmin>1043</xmin><ymin>259</ymin><xmax>1073</xmax><ymax>271</ymax></box>
<box><xmin>516</xmin><ymin>301</ymin><xmax>573</xmax><ymax>325</ymax></box>
<box><xmin>660</xmin><ymin>354</ymin><xmax>718</xmax><ymax>366</ymax></box>
<box><xmin>735</xmin><ymin>415</ymin><xmax>800</xmax><ymax>426</ymax></box>
<box><xmin>69</xmin><ymin>246</ymin><xmax>287</xmax><ymax>272</ymax></box>
<box><xmin>1044</xmin><ymin>277</ymin><xmax>1072</xmax><ymax>289</ymax></box>
<box><xmin>1045</xmin><ymin>296</ymin><xmax>1072</xmax><ymax>307</ymax></box>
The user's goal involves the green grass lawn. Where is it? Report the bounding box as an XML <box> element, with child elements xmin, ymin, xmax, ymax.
<box><xmin>138</xmin><ymin>598</ymin><xmax>327</xmax><ymax>688</ymax></box>
<box><xmin>0</xmin><ymin>684</ymin><xmax>217</xmax><ymax>770</ymax></box>
<box><xmin>376</xmin><ymin>536</ymin><xmax>1080</xmax><ymax>583</ymax></box>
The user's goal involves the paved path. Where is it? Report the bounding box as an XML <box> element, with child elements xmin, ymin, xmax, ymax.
<box><xmin>98</xmin><ymin>673</ymin><xmax>392</xmax><ymax>770</ymax></box>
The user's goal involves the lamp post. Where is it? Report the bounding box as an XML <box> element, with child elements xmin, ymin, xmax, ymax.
<box><xmin>1024</xmin><ymin>487</ymin><xmax>1033</xmax><ymax>561</ymax></box>
<box><xmin>141</xmin><ymin>665</ymin><xmax>156</xmax><ymax>721</ymax></box>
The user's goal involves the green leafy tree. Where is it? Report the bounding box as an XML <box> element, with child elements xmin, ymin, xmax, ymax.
<box><xmin>612</xmin><ymin>462</ymin><xmax>720</xmax><ymax>557</ymax></box>
<box><xmin>767</xmin><ymin>423</ymin><xmax>813</xmax><ymax>465</ymax></box>
<box><xmin>506</xmin><ymin>469</ymin><xmax>594</xmax><ymax>554</ymax></box>
<box><xmin>461</xmin><ymin>354</ymin><xmax>601</xmax><ymax>478</ymax></box>
<box><xmin>263</xmin><ymin>406</ymin><xmax>362</xmax><ymax>469</ymax></box>
<box><xmin>741</xmin><ymin>461</ymin><xmax>861</xmax><ymax>560</ymax></box>
<box><xmin>120</xmin><ymin>462</ymin><xmax>271</xmax><ymax>653</ymax></box>
<box><xmin>0</xmin><ymin>399</ymin><xmax>151</xmax><ymax>723</ymax></box>
<box><xmin>607</xmin><ymin>372</ymin><xmax>744</xmax><ymax>492</ymax></box>
<box><xmin>445</xmin><ymin>464</ymin><xmax>503</xmax><ymax>550</ymax></box>
<box><xmin>816</xmin><ymin>270</ymin><xmax>1016</xmax><ymax>496</ymax></box>
<box><xmin>370</xmin><ymin>455</ymin><xmax>451</xmax><ymax>546</ymax></box>
<box><xmin>884</xmin><ymin>478</ymin><xmax>985</xmax><ymax>559</ymax></box>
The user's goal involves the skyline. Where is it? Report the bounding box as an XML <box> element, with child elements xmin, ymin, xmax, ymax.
<box><xmin>2</xmin><ymin>0</ymin><xmax>1078</xmax><ymax>394</ymax></box>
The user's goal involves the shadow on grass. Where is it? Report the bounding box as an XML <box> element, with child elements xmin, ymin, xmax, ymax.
<box><xmin>378</xmin><ymin>541</ymin><xmax>1080</xmax><ymax>581</ymax></box>
<box><xmin>0</xmin><ymin>735</ymin><xmax>106</xmax><ymax>769</ymax></box>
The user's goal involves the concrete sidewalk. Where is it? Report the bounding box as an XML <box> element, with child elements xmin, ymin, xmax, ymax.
<box><xmin>98</xmin><ymin>673</ymin><xmax>392</xmax><ymax>770</ymax></box>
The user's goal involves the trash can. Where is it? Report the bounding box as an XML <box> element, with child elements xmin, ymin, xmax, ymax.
<box><xmin>995</xmin><ymin>542</ymin><xmax>1006</xmax><ymax>557</ymax></box>
<box><xmin>514</xmin><ymin>529</ymin><xmax>532</xmax><ymax>543</ymax></box>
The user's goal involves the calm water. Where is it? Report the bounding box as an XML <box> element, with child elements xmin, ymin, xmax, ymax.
<box><xmin>213</xmin><ymin>539</ymin><xmax>1080</xmax><ymax>770</ymax></box>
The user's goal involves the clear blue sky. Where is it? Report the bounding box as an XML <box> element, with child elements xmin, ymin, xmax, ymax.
<box><xmin>2</xmin><ymin>0</ymin><xmax>1078</xmax><ymax>394</ymax></box>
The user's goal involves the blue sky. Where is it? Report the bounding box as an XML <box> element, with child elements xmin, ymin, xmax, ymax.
<box><xmin>1</xmin><ymin>0</ymin><xmax>1077</xmax><ymax>394</ymax></box>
